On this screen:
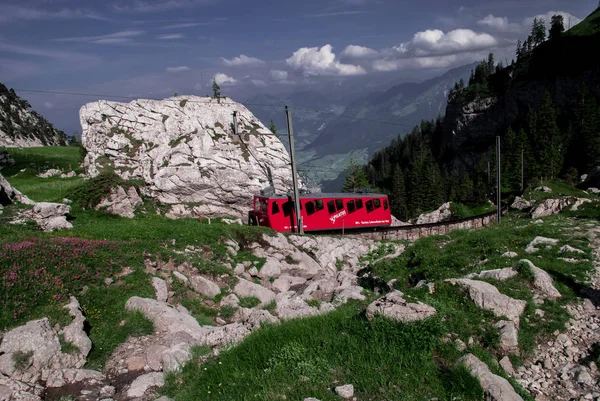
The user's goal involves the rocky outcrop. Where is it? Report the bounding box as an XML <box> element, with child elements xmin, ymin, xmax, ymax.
<box><xmin>0</xmin><ymin>83</ymin><xmax>67</xmax><ymax>147</ymax></box>
<box><xmin>525</xmin><ymin>236</ymin><xmax>559</xmax><ymax>254</ymax></box>
<box><xmin>95</xmin><ymin>185</ymin><xmax>143</xmax><ymax>218</ymax></box>
<box><xmin>530</xmin><ymin>197</ymin><xmax>592</xmax><ymax>218</ymax></box>
<box><xmin>519</xmin><ymin>259</ymin><xmax>561</xmax><ymax>299</ymax></box>
<box><xmin>510</xmin><ymin>196</ymin><xmax>531</xmax><ymax>211</ymax></box>
<box><xmin>26</xmin><ymin>202</ymin><xmax>72</xmax><ymax>232</ymax></box>
<box><xmin>0</xmin><ymin>172</ymin><xmax>34</xmax><ymax>206</ymax></box>
<box><xmin>80</xmin><ymin>96</ymin><xmax>295</xmax><ymax>218</ymax></box>
<box><xmin>415</xmin><ymin>202</ymin><xmax>452</xmax><ymax>225</ymax></box>
<box><xmin>365</xmin><ymin>291</ymin><xmax>436</xmax><ymax>322</ymax></box>
<box><xmin>446</xmin><ymin>279</ymin><xmax>526</xmax><ymax>324</ymax></box>
<box><xmin>458</xmin><ymin>354</ymin><xmax>524</xmax><ymax>401</ymax></box>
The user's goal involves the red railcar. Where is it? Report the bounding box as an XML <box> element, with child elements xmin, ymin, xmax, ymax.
<box><xmin>249</xmin><ymin>193</ymin><xmax>392</xmax><ymax>232</ymax></box>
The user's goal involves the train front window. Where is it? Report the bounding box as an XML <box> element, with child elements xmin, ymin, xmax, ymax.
<box><xmin>347</xmin><ymin>200</ymin><xmax>356</xmax><ymax>213</ymax></box>
<box><xmin>261</xmin><ymin>199</ymin><xmax>268</xmax><ymax>213</ymax></box>
<box><xmin>271</xmin><ymin>201</ymin><xmax>280</xmax><ymax>215</ymax></box>
<box><xmin>315</xmin><ymin>200</ymin><xmax>324</xmax><ymax>211</ymax></box>
<box><xmin>305</xmin><ymin>201</ymin><xmax>316</xmax><ymax>216</ymax></box>
<box><xmin>327</xmin><ymin>200</ymin><xmax>336</xmax><ymax>214</ymax></box>
<box><xmin>366</xmin><ymin>200</ymin><xmax>374</xmax><ymax>212</ymax></box>
<box><xmin>374</xmin><ymin>199</ymin><xmax>381</xmax><ymax>209</ymax></box>
<box><xmin>384</xmin><ymin>199</ymin><xmax>389</xmax><ymax>210</ymax></box>
<box><xmin>335</xmin><ymin>199</ymin><xmax>343</xmax><ymax>210</ymax></box>
<box><xmin>283</xmin><ymin>201</ymin><xmax>294</xmax><ymax>217</ymax></box>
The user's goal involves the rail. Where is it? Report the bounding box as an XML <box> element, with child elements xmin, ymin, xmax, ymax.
<box><xmin>340</xmin><ymin>210</ymin><xmax>497</xmax><ymax>241</ymax></box>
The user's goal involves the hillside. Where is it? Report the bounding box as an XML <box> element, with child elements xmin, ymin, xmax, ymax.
<box><xmin>1</xmin><ymin>146</ymin><xmax>600</xmax><ymax>400</ymax></box>
<box><xmin>0</xmin><ymin>83</ymin><xmax>68</xmax><ymax>147</ymax></box>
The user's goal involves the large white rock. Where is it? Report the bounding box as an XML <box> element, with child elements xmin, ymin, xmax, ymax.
<box><xmin>61</xmin><ymin>297</ymin><xmax>92</xmax><ymax>365</ymax></box>
<box><xmin>365</xmin><ymin>291</ymin><xmax>436</xmax><ymax>322</ymax></box>
<box><xmin>80</xmin><ymin>96</ymin><xmax>295</xmax><ymax>218</ymax></box>
<box><xmin>233</xmin><ymin>278</ymin><xmax>276</xmax><ymax>305</ymax></box>
<box><xmin>189</xmin><ymin>275</ymin><xmax>221</xmax><ymax>298</ymax></box>
<box><xmin>458</xmin><ymin>354</ymin><xmax>523</xmax><ymax>401</ymax></box>
<box><xmin>95</xmin><ymin>185</ymin><xmax>142</xmax><ymax>218</ymax></box>
<box><xmin>126</xmin><ymin>372</ymin><xmax>164</xmax><ymax>398</ymax></box>
<box><xmin>0</xmin><ymin>172</ymin><xmax>35</xmax><ymax>206</ymax></box>
<box><xmin>466</xmin><ymin>268</ymin><xmax>518</xmax><ymax>281</ymax></box>
<box><xmin>446</xmin><ymin>279</ymin><xmax>526</xmax><ymax>324</ymax></box>
<box><xmin>530</xmin><ymin>197</ymin><xmax>592</xmax><ymax>218</ymax></box>
<box><xmin>519</xmin><ymin>259</ymin><xmax>561</xmax><ymax>299</ymax></box>
<box><xmin>415</xmin><ymin>202</ymin><xmax>452</xmax><ymax>225</ymax></box>
<box><xmin>510</xmin><ymin>196</ymin><xmax>531</xmax><ymax>211</ymax></box>
<box><xmin>27</xmin><ymin>202</ymin><xmax>72</xmax><ymax>232</ymax></box>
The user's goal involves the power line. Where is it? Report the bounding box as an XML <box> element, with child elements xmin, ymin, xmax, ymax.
<box><xmin>14</xmin><ymin>88</ymin><xmax>419</xmax><ymax>129</ymax></box>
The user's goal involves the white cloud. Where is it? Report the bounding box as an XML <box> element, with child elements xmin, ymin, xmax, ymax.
<box><xmin>220</xmin><ymin>54</ymin><xmax>265</xmax><ymax>67</ymax></box>
<box><xmin>0</xmin><ymin>5</ymin><xmax>106</xmax><ymax>23</ymax></box>
<box><xmin>478</xmin><ymin>15</ymin><xmax>521</xmax><ymax>33</ymax></box>
<box><xmin>158</xmin><ymin>33</ymin><xmax>185</xmax><ymax>40</ymax></box>
<box><xmin>373</xmin><ymin>51</ymin><xmax>490</xmax><ymax>72</ymax></box>
<box><xmin>55</xmin><ymin>30</ymin><xmax>144</xmax><ymax>45</ymax></box>
<box><xmin>166</xmin><ymin>66</ymin><xmax>190</xmax><ymax>73</ymax></box>
<box><xmin>114</xmin><ymin>0</ymin><xmax>214</xmax><ymax>13</ymax></box>
<box><xmin>269</xmin><ymin>69</ymin><xmax>288</xmax><ymax>81</ymax></box>
<box><xmin>43</xmin><ymin>102</ymin><xmax>54</xmax><ymax>109</ymax></box>
<box><xmin>341</xmin><ymin>44</ymin><xmax>379</xmax><ymax>58</ymax></box>
<box><xmin>213</xmin><ymin>72</ymin><xmax>237</xmax><ymax>86</ymax></box>
<box><xmin>285</xmin><ymin>45</ymin><xmax>366</xmax><ymax>77</ymax></box>
<box><xmin>394</xmin><ymin>29</ymin><xmax>497</xmax><ymax>57</ymax></box>
<box><xmin>160</xmin><ymin>22</ymin><xmax>215</xmax><ymax>29</ymax></box>
<box><xmin>250</xmin><ymin>79</ymin><xmax>267</xmax><ymax>87</ymax></box>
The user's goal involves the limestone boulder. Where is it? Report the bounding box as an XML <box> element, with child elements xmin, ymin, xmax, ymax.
<box><xmin>494</xmin><ymin>320</ymin><xmax>519</xmax><ymax>354</ymax></box>
<box><xmin>275</xmin><ymin>292</ymin><xmax>318</xmax><ymax>320</ymax></box>
<box><xmin>80</xmin><ymin>96</ymin><xmax>295</xmax><ymax>218</ymax></box>
<box><xmin>60</xmin><ymin>297</ymin><xmax>92</xmax><ymax>366</ymax></box>
<box><xmin>126</xmin><ymin>372</ymin><xmax>164</xmax><ymax>399</ymax></box>
<box><xmin>95</xmin><ymin>185</ymin><xmax>142</xmax><ymax>218</ymax></box>
<box><xmin>189</xmin><ymin>275</ymin><xmax>221</xmax><ymax>298</ymax></box>
<box><xmin>0</xmin><ymin>172</ymin><xmax>35</xmax><ymax>206</ymax></box>
<box><xmin>446</xmin><ymin>279</ymin><xmax>526</xmax><ymax>324</ymax></box>
<box><xmin>415</xmin><ymin>202</ymin><xmax>452</xmax><ymax>225</ymax></box>
<box><xmin>530</xmin><ymin>197</ymin><xmax>592</xmax><ymax>218</ymax></box>
<box><xmin>365</xmin><ymin>291</ymin><xmax>436</xmax><ymax>323</ymax></box>
<box><xmin>466</xmin><ymin>268</ymin><xmax>518</xmax><ymax>281</ymax></box>
<box><xmin>519</xmin><ymin>259</ymin><xmax>561</xmax><ymax>299</ymax></box>
<box><xmin>510</xmin><ymin>196</ymin><xmax>531</xmax><ymax>211</ymax></box>
<box><xmin>233</xmin><ymin>279</ymin><xmax>276</xmax><ymax>305</ymax></box>
<box><xmin>27</xmin><ymin>202</ymin><xmax>72</xmax><ymax>232</ymax></box>
<box><xmin>525</xmin><ymin>236</ymin><xmax>558</xmax><ymax>253</ymax></box>
<box><xmin>458</xmin><ymin>354</ymin><xmax>523</xmax><ymax>401</ymax></box>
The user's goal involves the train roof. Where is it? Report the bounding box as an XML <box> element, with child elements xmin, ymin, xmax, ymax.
<box><xmin>254</xmin><ymin>193</ymin><xmax>387</xmax><ymax>199</ymax></box>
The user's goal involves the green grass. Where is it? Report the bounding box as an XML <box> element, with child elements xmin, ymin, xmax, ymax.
<box><xmin>1</xmin><ymin>146</ymin><xmax>83</xmax><ymax>202</ymax></box>
<box><xmin>450</xmin><ymin>202</ymin><xmax>495</xmax><ymax>219</ymax></box>
<box><xmin>165</xmin><ymin>305</ymin><xmax>485</xmax><ymax>401</ymax></box>
<box><xmin>238</xmin><ymin>296</ymin><xmax>261</xmax><ymax>309</ymax></box>
<box><xmin>522</xmin><ymin>179</ymin><xmax>594</xmax><ymax>203</ymax></box>
<box><xmin>567</xmin><ymin>7</ymin><xmax>600</xmax><ymax>37</ymax></box>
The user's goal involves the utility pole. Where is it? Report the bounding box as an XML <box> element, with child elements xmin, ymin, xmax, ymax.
<box><xmin>496</xmin><ymin>136</ymin><xmax>501</xmax><ymax>223</ymax></box>
<box><xmin>232</xmin><ymin>111</ymin><xmax>239</xmax><ymax>135</ymax></box>
<box><xmin>286</xmin><ymin>105</ymin><xmax>303</xmax><ymax>234</ymax></box>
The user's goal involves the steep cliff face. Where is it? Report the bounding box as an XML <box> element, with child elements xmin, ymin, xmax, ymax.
<box><xmin>0</xmin><ymin>84</ymin><xmax>67</xmax><ymax>147</ymax></box>
<box><xmin>81</xmin><ymin>96</ymin><xmax>295</xmax><ymax>218</ymax></box>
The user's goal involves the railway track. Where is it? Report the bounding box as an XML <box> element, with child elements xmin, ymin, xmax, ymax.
<box><xmin>319</xmin><ymin>211</ymin><xmax>497</xmax><ymax>241</ymax></box>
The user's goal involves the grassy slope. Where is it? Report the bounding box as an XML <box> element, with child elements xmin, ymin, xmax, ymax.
<box><xmin>2</xmin><ymin>147</ymin><xmax>599</xmax><ymax>399</ymax></box>
<box><xmin>567</xmin><ymin>7</ymin><xmax>600</xmax><ymax>37</ymax></box>
<box><xmin>0</xmin><ymin>146</ymin><xmax>83</xmax><ymax>202</ymax></box>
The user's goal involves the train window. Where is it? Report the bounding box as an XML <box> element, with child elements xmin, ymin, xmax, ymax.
<box><xmin>335</xmin><ymin>199</ymin><xmax>343</xmax><ymax>210</ymax></box>
<box><xmin>384</xmin><ymin>199</ymin><xmax>389</xmax><ymax>210</ymax></box>
<box><xmin>374</xmin><ymin>199</ymin><xmax>381</xmax><ymax>209</ymax></box>
<box><xmin>271</xmin><ymin>202</ymin><xmax>280</xmax><ymax>215</ymax></box>
<box><xmin>327</xmin><ymin>200</ymin><xmax>336</xmax><ymax>214</ymax></box>
<box><xmin>283</xmin><ymin>201</ymin><xmax>294</xmax><ymax>217</ymax></box>
<box><xmin>366</xmin><ymin>200</ymin><xmax>374</xmax><ymax>212</ymax></box>
<box><xmin>355</xmin><ymin>199</ymin><xmax>363</xmax><ymax>209</ymax></box>
<box><xmin>315</xmin><ymin>200</ymin><xmax>324</xmax><ymax>211</ymax></box>
<box><xmin>347</xmin><ymin>200</ymin><xmax>356</xmax><ymax>213</ymax></box>
<box><xmin>261</xmin><ymin>199</ymin><xmax>268</xmax><ymax>213</ymax></box>
<box><xmin>305</xmin><ymin>201</ymin><xmax>316</xmax><ymax>216</ymax></box>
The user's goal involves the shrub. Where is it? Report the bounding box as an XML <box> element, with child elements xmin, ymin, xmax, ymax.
<box><xmin>239</xmin><ymin>296</ymin><xmax>261</xmax><ymax>309</ymax></box>
<box><xmin>12</xmin><ymin>350</ymin><xmax>33</xmax><ymax>371</ymax></box>
<box><xmin>67</xmin><ymin>171</ymin><xmax>123</xmax><ymax>208</ymax></box>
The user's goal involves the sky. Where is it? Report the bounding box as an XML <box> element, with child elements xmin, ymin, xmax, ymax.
<box><xmin>0</xmin><ymin>0</ymin><xmax>596</xmax><ymax>133</ymax></box>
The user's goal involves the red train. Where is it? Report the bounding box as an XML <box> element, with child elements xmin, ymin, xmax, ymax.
<box><xmin>249</xmin><ymin>193</ymin><xmax>392</xmax><ymax>232</ymax></box>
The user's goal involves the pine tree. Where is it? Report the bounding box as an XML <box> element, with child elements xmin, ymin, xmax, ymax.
<box><xmin>212</xmin><ymin>79</ymin><xmax>221</xmax><ymax>98</ymax></box>
<box><xmin>575</xmin><ymin>90</ymin><xmax>600</xmax><ymax>172</ymax></box>
<box><xmin>549</xmin><ymin>14</ymin><xmax>565</xmax><ymax>40</ymax></box>
<box><xmin>536</xmin><ymin>92</ymin><xmax>563</xmax><ymax>179</ymax></box>
<box><xmin>342</xmin><ymin>158</ymin><xmax>369</xmax><ymax>193</ymax></box>
<box><xmin>390</xmin><ymin>164</ymin><xmax>408</xmax><ymax>220</ymax></box>
<box><xmin>531</xmin><ymin>18</ymin><xmax>547</xmax><ymax>47</ymax></box>
<box><xmin>268</xmin><ymin>120</ymin><xmax>280</xmax><ymax>139</ymax></box>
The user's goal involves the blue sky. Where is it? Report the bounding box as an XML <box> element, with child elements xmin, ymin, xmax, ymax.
<box><xmin>0</xmin><ymin>0</ymin><xmax>596</xmax><ymax>132</ymax></box>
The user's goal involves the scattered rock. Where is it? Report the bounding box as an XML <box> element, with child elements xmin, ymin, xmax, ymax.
<box><xmin>26</xmin><ymin>202</ymin><xmax>72</xmax><ymax>232</ymax></box>
<box><xmin>531</xmin><ymin>198</ymin><xmax>592</xmax><ymax>219</ymax></box>
<box><xmin>334</xmin><ymin>384</ymin><xmax>354</xmax><ymax>399</ymax></box>
<box><xmin>560</xmin><ymin>245</ymin><xmax>585</xmax><ymax>254</ymax></box>
<box><xmin>37</xmin><ymin>169</ymin><xmax>61</xmax><ymax>178</ymax></box>
<box><xmin>365</xmin><ymin>291</ymin><xmax>436</xmax><ymax>323</ymax></box>
<box><xmin>275</xmin><ymin>292</ymin><xmax>317</xmax><ymax>320</ymax></box>
<box><xmin>446</xmin><ymin>279</ymin><xmax>526</xmax><ymax>324</ymax></box>
<box><xmin>499</xmin><ymin>356</ymin><xmax>515</xmax><ymax>376</ymax></box>
<box><xmin>502</xmin><ymin>252</ymin><xmax>518</xmax><ymax>258</ymax></box>
<box><xmin>534</xmin><ymin>186</ymin><xmax>552</xmax><ymax>193</ymax></box>
<box><xmin>189</xmin><ymin>275</ymin><xmax>221</xmax><ymax>298</ymax></box>
<box><xmin>466</xmin><ymin>268</ymin><xmax>518</xmax><ymax>281</ymax></box>
<box><xmin>458</xmin><ymin>354</ymin><xmax>523</xmax><ymax>401</ymax></box>
<box><xmin>519</xmin><ymin>259</ymin><xmax>561</xmax><ymax>299</ymax></box>
<box><xmin>494</xmin><ymin>320</ymin><xmax>519</xmax><ymax>354</ymax></box>
<box><xmin>95</xmin><ymin>185</ymin><xmax>143</xmax><ymax>218</ymax></box>
<box><xmin>234</xmin><ymin>279</ymin><xmax>276</xmax><ymax>305</ymax></box>
<box><xmin>126</xmin><ymin>372</ymin><xmax>164</xmax><ymax>398</ymax></box>
<box><xmin>152</xmin><ymin>277</ymin><xmax>168</xmax><ymax>302</ymax></box>
<box><xmin>525</xmin><ymin>236</ymin><xmax>559</xmax><ymax>254</ymax></box>
<box><xmin>510</xmin><ymin>196</ymin><xmax>531</xmax><ymax>211</ymax></box>
<box><xmin>61</xmin><ymin>297</ymin><xmax>92</xmax><ymax>364</ymax></box>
